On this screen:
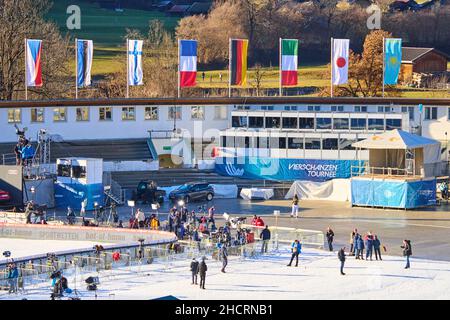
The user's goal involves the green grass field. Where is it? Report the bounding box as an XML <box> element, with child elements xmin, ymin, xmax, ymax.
<box><xmin>47</xmin><ymin>0</ymin><xmax>179</xmax><ymax>47</ymax></box>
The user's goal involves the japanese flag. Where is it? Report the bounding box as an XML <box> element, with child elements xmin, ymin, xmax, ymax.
<box><xmin>332</xmin><ymin>39</ymin><xmax>349</xmax><ymax>85</ymax></box>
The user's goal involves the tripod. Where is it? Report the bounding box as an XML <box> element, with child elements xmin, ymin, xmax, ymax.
<box><xmin>72</xmin><ymin>258</ymin><xmax>81</xmax><ymax>298</ymax></box>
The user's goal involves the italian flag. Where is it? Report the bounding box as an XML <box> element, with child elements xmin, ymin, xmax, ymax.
<box><xmin>281</xmin><ymin>39</ymin><xmax>298</xmax><ymax>86</ymax></box>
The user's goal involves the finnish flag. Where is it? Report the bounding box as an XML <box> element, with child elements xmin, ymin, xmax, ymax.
<box><xmin>128</xmin><ymin>40</ymin><xmax>144</xmax><ymax>86</ymax></box>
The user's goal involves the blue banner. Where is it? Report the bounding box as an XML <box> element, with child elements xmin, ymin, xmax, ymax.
<box><xmin>215</xmin><ymin>157</ymin><xmax>364</xmax><ymax>182</ymax></box>
<box><xmin>351</xmin><ymin>178</ymin><xmax>436</xmax><ymax>209</ymax></box>
<box><xmin>384</xmin><ymin>38</ymin><xmax>402</xmax><ymax>85</ymax></box>
<box><xmin>54</xmin><ymin>181</ymin><xmax>104</xmax><ymax>211</ymax></box>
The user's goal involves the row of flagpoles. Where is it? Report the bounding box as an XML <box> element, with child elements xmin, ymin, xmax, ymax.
<box><xmin>23</xmin><ymin>37</ymin><xmax>403</xmax><ymax>100</ymax></box>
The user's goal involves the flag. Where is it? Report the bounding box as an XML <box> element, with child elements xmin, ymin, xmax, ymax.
<box><xmin>230</xmin><ymin>39</ymin><xmax>248</xmax><ymax>86</ymax></box>
<box><xmin>179</xmin><ymin>40</ymin><xmax>197</xmax><ymax>87</ymax></box>
<box><xmin>332</xmin><ymin>39</ymin><xmax>349</xmax><ymax>85</ymax></box>
<box><xmin>384</xmin><ymin>38</ymin><xmax>402</xmax><ymax>85</ymax></box>
<box><xmin>281</xmin><ymin>39</ymin><xmax>298</xmax><ymax>86</ymax></box>
<box><xmin>77</xmin><ymin>40</ymin><xmax>93</xmax><ymax>87</ymax></box>
<box><xmin>26</xmin><ymin>39</ymin><xmax>43</xmax><ymax>87</ymax></box>
<box><xmin>128</xmin><ymin>40</ymin><xmax>144</xmax><ymax>86</ymax></box>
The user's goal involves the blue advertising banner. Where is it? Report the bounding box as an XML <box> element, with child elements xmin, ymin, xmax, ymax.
<box><xmin>215</xmin><ymin>157</ymin><xmax>364</xmax><ymax>182</ymax></box>
<box><xmin>54</xmin><ymin>181</ymin><xmax>104</xmax><ymax>211</ymax></box>
<box><xmin>351</xmin><ymin>178</ymin><xmax>436</xmax><ymax>209</ymax></box>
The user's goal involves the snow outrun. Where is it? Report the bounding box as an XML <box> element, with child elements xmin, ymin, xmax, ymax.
<box><xmin>1</xmin><ymin>242</ymin><xmax>450</xmax><ymax>300</ymax></box>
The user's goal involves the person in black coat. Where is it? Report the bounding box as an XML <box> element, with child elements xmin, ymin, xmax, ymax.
<box><xmin>219</xmin><ymin>244</ymin><xmax>228</xmax><ymax>273</ymax></box>
<box><xmin>373</xmin><ymin>235</ymin><xmax>382</xmax><ymax>261</ymax></box>
<box><xmin>326</xmin><ymin>227</ymin><xmax>335</xmax><ymax>252</ymax></box>
<box><xmin>260</xmin><ymin>225</ymin><xmax>271</xmax><ymax>253</ymax></box>
<box><xmin>199</xmin><ymin>257</ymin><xmax>207</xmax><ymax>289</ymax></box>
<box><xmin>338</xmin><ymin>247</ymin><xmax>346</xmax><ymax>275</ymax></box>
<box><xmin>401</xmin><ymin>240</ymin><xmax>412</xmax><ymax>269</ymax></box>
<box><xmin>190</xmin><ymin>258</ymin><xmax>199</xmax><ymax>285</ymax></box>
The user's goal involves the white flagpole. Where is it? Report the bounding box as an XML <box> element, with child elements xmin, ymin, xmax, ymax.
<box><xmin>382</xmin><ymin>37</ymin><xmax>385</xmax><ymax>98</ymax></box>
<box><xmin>279</xmin><ymin>38</ymin><xmax>282</xmax><ymax>97</ymax></box>
<box><xmin>75</xmin><ymin>38</ymin><xmax>78</xmax><ymax>99</ymax></box>
<box><xmin>24</xmin><ymin>39</ymin><xmax>28</xmax><ymax>101</ymax></box>
<box><xmin>177</xmin><ymin>39</ymin><xmax>181</xmax><ymax>99</ymax></box>
<box><xmin>126</xmin><ymin>39</ymin><xmax>129</xmax><ymax>99</ymax></box>
<box><xmin>228</xmin><ymin>38</ymin><xmax>232</xmax><ymax>98</ymax></box>
<box><xmin>330</xmin><ymin>37</ymin><xmax>334</xmax><ymax>98</ymax></box>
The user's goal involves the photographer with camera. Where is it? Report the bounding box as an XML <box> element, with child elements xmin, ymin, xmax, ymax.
<box><xmin>6</xmin><ymin>262</ymin><xmax>19</xmax><ymax>294</ymax></box>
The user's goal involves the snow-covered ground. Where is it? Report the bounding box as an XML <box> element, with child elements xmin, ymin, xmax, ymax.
<box><xmin>0</xmin><ymin>239</ymin><xmax>113</xmax><ymax>264</ymax></box>
<box><xmin>1</xmin><ymin>243</ymin><xmax>450</xmax><ymax>300</ymax></box>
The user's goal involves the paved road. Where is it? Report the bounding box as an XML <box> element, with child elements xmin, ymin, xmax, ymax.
<box><xmin>52</xmin><ymin>198</ymin><xmax>450</xmax><ymax>261</ymax></box>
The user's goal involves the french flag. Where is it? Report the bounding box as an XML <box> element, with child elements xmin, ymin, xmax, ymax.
<box><xmin>26</xmin><ymin>40</ymin><xmax>43</xmax><ymax>87</ymax></box>
<box><xmin>179</xmin><ymin>40</ymin><xmax>197</xmax><ymax>87</ymax></box>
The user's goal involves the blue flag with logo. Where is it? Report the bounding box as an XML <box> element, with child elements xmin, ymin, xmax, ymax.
<box><xmin>384</xmin><ymin>38</ymin><xmax>402</xmax><ymax>85</ymax></box>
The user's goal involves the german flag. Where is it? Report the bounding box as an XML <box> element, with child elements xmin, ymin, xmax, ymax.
<box><xmin>230</xmin><ymin>39</ymin><xmax>248</xmax><ymax>86</ymax></box>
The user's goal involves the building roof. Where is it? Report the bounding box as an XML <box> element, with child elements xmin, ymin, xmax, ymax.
<box><xmin>402</xmin><ymin>47</ymin><xmax>450</xmax><ymax>63</ymax></box>
<box><xmin>187</xmin><ymin>1</ymin><xmax>212</xmax><ymax>14</ymax></box>
<box><xmin>352</xmin><ymin>129</ymin><xmax>440</xmax><ymax>150</ymax></box>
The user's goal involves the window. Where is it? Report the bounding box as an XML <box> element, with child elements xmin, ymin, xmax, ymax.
<box><xmin>53</xmin><ymin>107</ymin><xmax>66</xmax><ymax>122</ymax></box>
<box><xmin>316</xmin><ymin>118</ymin><xmax>332</xmax><ymax>130</ymax></box>
<box><xmin>354</xmin><ymin>106</ymin><xmax>367</xmax><ymax>112</ymax></box>
<box><xmin>305</xmin><ymin>138</ymin><xmax>321</xmax><ymax>150</ymax></box>
<box><xmin>448</xmin><ymin>108</ymin><xmax>450</xmax><ymax>120</ymax></box>
<box><xmin>322</xmin><ymin>138</ymin><xmax>338</xmax><ymax>150</ymax></box>
<box><xmin>261</xmin><ymin>106</ymin><xmax>274</xmax><ymax>111</ymax></box>
<box><xmin>72</xmin><ymin>165</ymin><xmax>87</xmax><ymax>179</ymax></box>
<box><xmin>269</xmin><ymin>137</ymin><xmax>286</xmax><ymax>149</ymax></box>
<box><xmin>145</xmin><ymin>107</ymin><xmax>158</xmax><ymax>120</ymax></box>
<box><xmin>424</xmin><ymin>107</ymin><xmax>437</xmax><ymax>120</ymax></box>
<box><xmin>235</xmin><ymin>105</ymin><xmax>250</xmax><ymax>110</ymax></box>
<box><xmin>57</xmin><ymin>164</ymin><xmax>71</xmax><ymax>177</ymax></box>
<box><xmin>232</xmin><ymin>116</ymin><xmax>247</xmax><ymax>128</ymax></box>
<box><xmin>265</xmin><ymin>117</ymin><xmax>281</xmax><ymax>129</ymax></box>
<box><xmin>191</xmin><ymin>106</ymin><xmax>204</xmax><ymax>120</ymax></box>
<box><xmin>214</xmin><ymin>106</ymin><xmax>228</xmax><ymax>120</ymax></box>
<box><xmin>31</xmin><ymin>108</ymin><xmax>44</xmax><ymax>123</ymax></box>
<box><xmin>288</xmin><ymin>138</ymin><xmax>304</xmax><ymax>149</ymax></box>
<box><xmin>333</xmin><ymin>118</ymin><xmax>349</xmax><ymax>130</ymax></box>
<box><xmin>351</xmin><ymin>118</ymin><xmax>367</xmax><ymax>130</ymax></box>
<box><xmin>402</xmin><ymin>107</ymin><xmax>415</xmax><ymax>121</ymax></box>
<box><xmin>378</xmin><ymin>106</ymin><xmax>384</xmax><ymax>113</ymax></box>
<box><xmin>258</xmin><ymin>137</ymin><xmax>269</xmax><ymax>148</ymax></box>
<box><xmin>76</xmin><ymin>107</ymin><xmax>89</xmax><ymax>121</ymax></box>
<box><xmin>308</xmin><ymin>106</ymin><xmax>321</xmax><ymax>111</ymax></box>
<box><xmin>339</xmin><ymin>139</ymin><xmax>356</xmax><ymax>150</ymax></box>
<box><xmin>386</xmin><ymin>119</ymin><xmax>402</xmax><ymax>130</ymax></box>
<box><xmin>99</xmin><ymin>107</ymin><xmax>112</xmax><ymax>121</ymax></box>
<box><xmin>331</xmin><ymin>106</ymin><xmax>344</xmax><ymax>112</ymax></box>
<box><xmin>168</xmin><ymin>106</ymin><xmax>182</xmax><ymax>120</ymax></box>
<box><xmin>221</xmin><ymin>136</ymin><xmax>227</xmax><ymax>148</ymax></box>
<box><xmin>284</xmin><ymin>106</ymin><xmax>298</xmax><ymax>111</ymax></box>
<box><xmin>248</xmin><ymin>117</ymin><xmax>264</xmax><ymax>128</ymax></box>
<box><xmin>368</xmin><ymin>119</ymin><xmax>384</xmax><ymax>130</ymax></box>
<box><xmin>7</xmin><ymin>109</ymin><xmax>21</xmax><ymax>123</ymax></box>
<box><xmin>282</xmin><ymin>117</ymin><xmax>297</xmax><ymax>129</ymax></box>
<box><xmin>122</xmin><ymin>107</ymin><xmax>135</xmax><ymax>120</ymax></box>
<box><xmin>299</xmin><ymin>118</ymin><xmax>315</xmax><ymax>129</ymax></box>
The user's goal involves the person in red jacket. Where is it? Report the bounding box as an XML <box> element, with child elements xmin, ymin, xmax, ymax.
<box><xmin>251</xmin><ymin>215</ymin><xmax>258</xmax><ymax>226</ymax></box>
<box><xmin>255</xmin><ymin>216</ymin><xmax>265</xmax><ymax>227</ymax></box>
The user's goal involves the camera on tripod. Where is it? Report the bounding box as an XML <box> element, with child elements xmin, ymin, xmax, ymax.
<box><xmin>3</xmin><ymin>251</ymin><xmax>11</xmax><ymax>258</ymax></box>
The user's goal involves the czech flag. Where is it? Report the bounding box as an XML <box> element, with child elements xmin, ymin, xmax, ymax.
<box><xmin>179</xmin><ymin>40</ymin><xmax>197</xmax><ymax>87</ymax></box>
<box><xmin>26</xmin><ymin>39</ymin><xmax>43</xmax><ymax>87</ymax></box>
<box><xmin>332</xmin><ymin>39</ymin><xmax>349</xmax><ymax>85</ymax></box>
<box><xmin>384</xmin><ymin>38</ymin><xmax>402</xmax><ymax>85</ymax></box>
<box><xmin>281</xmin><ymin>39</ymin><xmax>298</xmax><ymax>86</ymax></box>
<box><xmin>230</xmin><ymin>39</ymin><xmax>248</xmax><ymax>86</ymax></box>
<box><xmin>77</xmin><ymin>39</ymin><xmax>93</xmax><ymax>87</ymax></box>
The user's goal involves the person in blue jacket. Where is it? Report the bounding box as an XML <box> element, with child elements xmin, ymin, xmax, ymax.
<box><xmin>7</xmin><ymin>263</ymin><xmax>19</xmax><ymax>294</ymax></box>
<box><xmin>356</xmin><ymin>235</ymin><xmax>365</xmax><ymax>260</ymax></box>
<box><xmin>373</xmin><ymin>235</ymin><xmax>382</xmax><ymax>261</ymax></box>
<box><xmin>365</xmin><ymin>233</ymin><xmax>374</xmax><ymax>261</ymax></box>
<box><xmin>287</xmin><ymin>240</ymin><xmax>302</xmax><ymax>267</ymax></box>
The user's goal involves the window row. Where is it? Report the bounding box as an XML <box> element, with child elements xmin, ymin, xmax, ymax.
<box><xmin>6</xmin><ymin>106</ymin><xmax>229</xmax><ymax>123</ymax></box>
<box><xmin>221</xmin><ymin>136</ymin><xmax>364</xmax><ymax>151</ymax></box>
<box><xmin>232</xmin><ymin>116</ymin><xmax>402</xmax><ymax>131</ymax></box>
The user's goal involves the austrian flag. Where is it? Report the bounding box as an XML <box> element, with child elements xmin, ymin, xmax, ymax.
<box><xmin>26</xmin><ymin>39</ymin><xmax>43</xmax><ymax>87</ymax></box>
<box><xmin>281</xmin><ymin>39</ymin><xmax>298</xmax><ymax>86</ymax></box>
<box><xmin>179</xmin><ymin>40</ymin><xmax>197</xmax><ymax>87</ymax></box>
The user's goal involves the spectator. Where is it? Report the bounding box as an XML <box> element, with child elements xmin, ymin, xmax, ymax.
<box><xmin>219</xmin><ymin>243</ymin><xmax>228</xmax><ymax>273</ymax></box>
<box><xmin>25</xmin><ymin>201</ymin><xmax>33</xmax><ymax>224</ymax></box>
<box><xmin>66</xmin><ymin>206</ymin><xmax>76</xmax><ymax>225</ymax></box>
<box><xmin>349</xmin><ymin>229</ymin><xmax>358</xmax><ymax>256</ymax></box>
<box><xmin>326</xmin><ymin>227</ymin><xmax>335</xmax><ymax>252</ymax></box>
<box><xmin>80</xmin><ymin>199</ymin><xmax>87</xmax><ymax>217</ymax></box>
<box><xmin>202</xmin><ymin>72</ymin><xmax>206</xmax><ymax>82</ymax></box>
<box><xmin>338</xmin><ymin>247</ymin><xmax>346</xmax><ymax>275</ymax></box>
<box><xmin>254</xmin><ymin>216</ymin><xmax>265</xmax><ymax>227</ymax></box>
<box><xmin>14</xmin><ymin>143</ymin><xmax>21</xmax><ymax>165</ymax></box>
<box><xmin>136</xmin><ymin>209</ymin><xmax>145</xmax><ymax>229</ymax></box>
<box><xmin>401</xmin><ymin>240</ymin><xmax>412</xmax><ymax>269</ymax></box>
<box><xmin>365</xmin><ymin>233</ymin><xmax>374</xmax><ymax>261</ymax></box>
<box><xmin>190</xmin><ymin>258</ymin><xmax>199</xmax><ymax>285</ymax></box>
<box><xmin>208</xmin><ymin>206</ymin><xmax>215</xmax><ymax>224</ymax></box>
<box><xmin>355</xmin><ymin>234</ymin><xmax>365</xmax><ymax>260</ymax></box>
<box><xmin>373</xmin><ymin>235</ymin><xmax>382</xmax><ymax>261</ymax></box>
<box><xmin>150</xmin><ymin>215</ymin><xmax>160</xmax><ymax>230</ymax></box>
<box><xmin>219</xmin><ymin>72</ymin><xmax>223</xmax><ymax>82</ymax></box>
<box><xmin>199</xmin><ymin>257</ymin><xmax>207</xmax><ymax>289</ymax></box>
<box><xmin>117</xmin><ymin>220</ymin><xmax>124</xmax><ymax>228</ymax></box>
<box><xmin>260</xmin><ymin>225</ymin><xmax>271</xmax><ymax>253</ymax></box>
<box><xmin>251</xmin><ymin>215</ymin><xmax>258</xmax><ymax>225</ymax></box>
<box><xmin>287</xmin><ymin>240</ymin><xmax>301</xmax><ymax>267</ymax></box>
<box><xmin>291</xmin><ymin>194</ymin><xmax>299</xmax><ymax>218</ymax></box>
<box><xmin>7</xmin><ymin>263</ymin><xmax>19</xmax><ymax>294</ymax></box>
